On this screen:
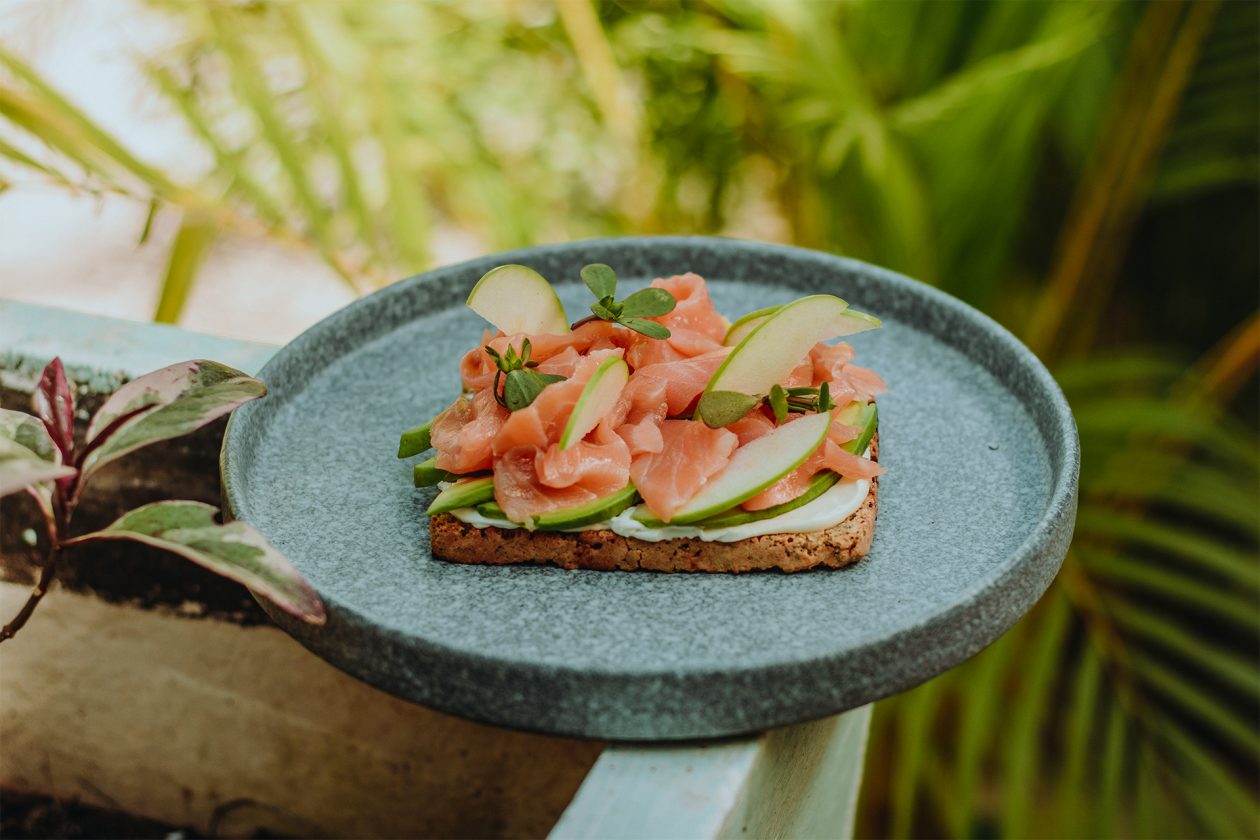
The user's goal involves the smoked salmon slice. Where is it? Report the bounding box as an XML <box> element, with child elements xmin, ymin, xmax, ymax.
<box><xmin>431</xmin><ymin>388</ymin><xmax>507</xmax><ymax>474</ymax></box>
<box><xmin>495</xmin><ymin>424</ymin><xmax>631</xmax><ymax>523</ymax></box>
<box><xmin>630</xmin><ymin>419</ymin><xmax>738</xmax><ymax>521</ymax></box>
<box><xmin>624</xmin><ymin>273</ymin><xmax>729</xmax><ymax>368</ymax></box>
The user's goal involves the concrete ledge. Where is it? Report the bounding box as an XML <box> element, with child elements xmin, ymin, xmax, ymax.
<box><xmin>0</xmin><ymin>583</ymin><xmax>602</xmax><ymax>838</ymax></box>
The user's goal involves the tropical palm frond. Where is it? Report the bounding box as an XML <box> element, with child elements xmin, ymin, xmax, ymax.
<box><xmin>1153</xmin><ymin>0</ymin><xmax>1260</xmax><ymax>200</ymax></box>
<box><xmin>861</xmin><ymin>341</ymin><xmax>1260</xmax><ymax>837</ymax></box>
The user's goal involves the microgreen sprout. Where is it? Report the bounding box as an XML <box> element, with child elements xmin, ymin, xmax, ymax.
<box><xmin>576</xmin><ymin>263</ymin><xmax>676</xmax><ymax>339</ymax></box>
<box><xmin>484</xmin><ymin>338</ymin><xmax>566</xmax><ymax>412</ymax></box>
<box><xmin>766</xmin><ymin>383</ymin><xmax>836</xmax><ymax>423</ymax></box>
<box><xmin>697</xmin><ymin>382</ymin><xmax>838</xmax><ymax>428</ymax></box>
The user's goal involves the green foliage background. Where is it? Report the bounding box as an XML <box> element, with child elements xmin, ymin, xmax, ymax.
<box><xmin>2</xmin><ymin>1</ymin><xmax>1257</xmax><ymax>836</ymax></box>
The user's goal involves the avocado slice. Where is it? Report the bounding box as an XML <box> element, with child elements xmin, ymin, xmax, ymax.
<box><xmin>474</xmin><ymin>500</ymin><xmax>511</xmax><ymax>521</ymax></box>
<box><xmin>533</xmin><ymin>485</ymin><xmax>639</xmax><ymax>530</ymax></box>
<box><xmin>398</xmin><ymin>419</ymin><xmax>434</xmax><ymax>458</ymax></box>
<box><xmin>427</xmin><ymin>476</ymin><xmax>495</xmax><ymax>515</ymax></box>
<box><xmin>475</xmin><ymin>485</ymin><xmax>639</xmax><ymax>530</ymax></box>
<box><xmin>413</xmin><ymin>456</ymin><xmax>466</xmax><ymax>487</ymax></box>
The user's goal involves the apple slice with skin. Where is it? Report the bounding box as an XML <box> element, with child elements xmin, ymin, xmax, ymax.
<box><xmin>723</xmin><ymin>305</ymin><xmax>781</xmax><ymax>346</ymax></box>
<box><xmin>558</xmin><ymin>356</ymin><xmax>629</xmax><ymax>450</ymax></box>
<box><xmin>832</xmin><ymin>308</ymin><xmax>881</xmax><ymax>336</ymax></box>
<box><xmin>667</xmin><ymin>412</ymin><xmax>831</xmax><ymax>525</ymax></box>
<box><xmin>466</xmin><ymin>264</ymin><xmax>570</xmax><ymax>335</ymax></box>
<box><xmin>698</xmin><ymin>296</ymin><xmax>882</xmax><ymax>426</ymax></box>
<box><xmin>723</xmin><ymin>304</ymin><xmax>880</xmax><ymax>347</ymax></box>
<box><xmin>705</xmin><ymin>294</ymin><xmax>849</xmax><ymax>398</ymax></box>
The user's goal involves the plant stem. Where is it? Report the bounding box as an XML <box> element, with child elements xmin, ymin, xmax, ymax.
<box><xmin>0</xmin><ymin>543</ymin><xmax>60</xmax><ymax>643</ymax></box>
<box><xmin>0</xmin><ymin>495</ymin><xmax>66</xmax><ymax>644</ymax></box>
<box><xmin>570</xmin><ymin>314</ymin><xmax>602</xmax><ymax>329</ymax></box>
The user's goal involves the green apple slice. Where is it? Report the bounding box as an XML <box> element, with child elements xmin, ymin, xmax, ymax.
<box><xmin>476</xmin><ymin>485</ymin><xmax>639</xmax><ymax>530</ymax></box>
<box><xmin>558</xmin><ymin>356</ymin><xmax>629</xmax><ymax>450</ymax></box>
<box><xmin>466</xmin><ymin>264</ymin><xmax>570</xmax><ymax>335</ymax></box>
<box><xmin>668</xmin><ymin>412</ymin><xmax>831</xmax><ymax>525</ymax></box>
<box><xmin>835</xmin><ymin>400</ymin><xmax>878</xmax><ymax>455</ymax></box>
<box><xmin>699</xmin><ymin>295</ymin><xmax>848</xmax><ymax>414</ymax></box>
<box><xmin>689</xmin><ymin>470</ymin><xmax>842</xmax><ymax>529</ymax></box>
<box><xmin>832</xmin><ymin>308</ymin><xmax>881</xmax><ymax>336</ymax></box>
<box><xmin>427</xmin><ymin>476</ymin><xmax>495</xmax><ymax>515</ymax></box>
<box><xmin>723</xmin><ymin>305</ymin><xmax>781</xmax><ymax>346</ymax></box>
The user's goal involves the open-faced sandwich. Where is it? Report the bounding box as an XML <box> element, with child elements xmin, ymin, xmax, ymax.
<box><xmin>399</xmin><ymin>263</ymin><xmax>887</xmax><ymax>573</ymax></box>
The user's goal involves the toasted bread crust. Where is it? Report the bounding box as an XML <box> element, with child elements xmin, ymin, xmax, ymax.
<box><xmin>428</xmin><ymin>435</ymin><xmax>878</xmax><ymax>574</ymax></box>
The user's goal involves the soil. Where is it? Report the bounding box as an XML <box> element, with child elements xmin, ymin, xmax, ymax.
<box><xmin>0</xmin><ymin>790</ymin><xmax>289</xmax><ymax>839</ymax></box>
<box><xmin>2</xmin><ymin>790</ymin><xmax>184</xmax><ymax>839</ymax></box>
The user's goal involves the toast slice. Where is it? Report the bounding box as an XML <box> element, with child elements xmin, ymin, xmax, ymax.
<box><xmin>428</xmin><ymin>435</ymin><xmax>878</xmax><ymax>574</ymax></box>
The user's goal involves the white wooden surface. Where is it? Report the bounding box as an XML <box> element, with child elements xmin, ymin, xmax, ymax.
<box><xmin>551</xmin><ymin>705</ymin><xmax>871</xmax><ymax>840</ymax></box>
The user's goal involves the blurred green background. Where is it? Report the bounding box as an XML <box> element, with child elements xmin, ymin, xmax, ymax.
<box><xmin>2</xmin><ymin>1</ymin><xmax>1257</xmax><ymax>836</ymax></box>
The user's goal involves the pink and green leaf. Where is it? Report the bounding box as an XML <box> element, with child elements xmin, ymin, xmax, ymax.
<box><xmin>33</xmin><ymin>357</ymin><xmax>74</xmax><ymax>463</ymax></box>
<box><xmin>67</xmin><ymin>501</ymin><xmax>325</xmax><ymax>624</ymax></box>
<box><xmin>0</xmin><ymin>408</ymin><xmax>59</xmax><ymax>461</ymax></box>
<box><xmin>80</xmin><ymin>360</ymin><xmax>266</xmax><ymax>485</ymax></box>
<box><xmin>0</xmin><ymin>408</ymin><xmax>71</xmax><ymax>521</ymax></box>
<box><xmin>0</xmin><ymin>436</ymin><xmax>76</xmax><ymax>499</ymax></box>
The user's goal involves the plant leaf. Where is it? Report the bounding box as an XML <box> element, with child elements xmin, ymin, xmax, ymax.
<box><xmin>695</xmin><ymin>390</ymin><xmax>761</xmax><ymax>428</ymax></box>
<box><xmin>33</xmin><ymin>357</ymin><xmax>74</xmax><ymax>463</ymax></box>
<box><xmin>66</xmin><ymin>501</ymin><xmax>324</xmax><ymax>624</ymax></box>
<box><xmin>621</xmin><ymin>317</ymin><xmax>671</xmax><ymax>339</ymax></box>
<box><xmin>580</xmin><ymin>263</ymin><xmax>618</xmax><ymax>300</ymax></box>
<box><xmin>0</xmin><ymin>408</ymin><xmax>66</xmax><ymax>522</ymax></box>
<box><xmin>503</xmin><ymin>370</ymin><xmax>565</xmax><ymax>412</ymax></box>
<box><xmin>154</xmin><ymin>210</ymin><xmax>217</xmax><ymax>324</ymax></box>
<box><xmin>80</xmin><ymin>360</ymin><xmax>266</xmax><ymax>486</ymax></box>
<box><xmin>0</xmin><ymin>407</ymin><xmax>60</xmax><ymax>462</ymax></box>
<box><xmin>590</xmin><ymin>302</ymin><xmax>619</xmax><ymax>321</ymax></box>
<box><xmin>768</xmin><ymin>384</ymin><xmax>789</xmax><ymax>424</ymax></box>
<box><xmin>619</xmin><ymin>287</ymin><xmax>677</xmax><ymax>319</ymax></box>
<box><xmin>0</xmin><ymin>436</ymin><xmax>76</xmax><ymax>499</ymax></box>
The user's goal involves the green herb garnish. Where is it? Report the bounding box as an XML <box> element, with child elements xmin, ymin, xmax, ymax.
<box><xmin>578</xmin><ymin>263</ymin><xmax>676</xmax><ymax>339</ymax></box>
<box><xmin>696</xmin><ymin>382</ymin><xmax>837</xmax><ymax>428</ymax></box>
<box><xmin>484</xmin><ymin>338</ymin><xmax>566</xmax><ymax>412</ymax></box>
<box><xmin>695</xmin><ymin>390</ymin><xmax>761</xmax><ymax>428</ymax></box>
<box><xmin>766</xmin><ymin>382</ymin><xmax>836</xmax><ymax>423</ymax></box>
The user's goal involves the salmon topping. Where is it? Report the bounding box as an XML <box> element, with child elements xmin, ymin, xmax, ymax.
<box><xmin>430</xmin><ymin>273</ymin><xmax>886</xmax><ymax>524</ymax></box>
<box><xmin>630</xmin><ymin>419</ymin><xmax>738</xmax><ymax>521</ymax></box>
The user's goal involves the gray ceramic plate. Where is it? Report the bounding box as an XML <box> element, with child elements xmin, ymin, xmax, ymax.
<box><xmin>222</xmin><ymin>237</ymin><xmax>1078</xmax><ymax>741</ymax></box>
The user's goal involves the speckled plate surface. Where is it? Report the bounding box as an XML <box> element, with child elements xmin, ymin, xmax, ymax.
<box><xmin>222</xmin><ymin>237</ymin><xmax>1078</xmax><ymax>741</ymax></box>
